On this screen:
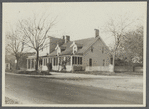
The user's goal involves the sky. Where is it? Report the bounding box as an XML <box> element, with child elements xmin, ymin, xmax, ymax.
<box><xmin>3</xmin><ymin>2</ymin><xmax>147</xmax><ymax>47</ymax></box>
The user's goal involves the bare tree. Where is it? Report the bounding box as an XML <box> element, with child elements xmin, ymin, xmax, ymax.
<box><xmin>121</xmin><ymin>26</ymin><xmax>143</xmax><ymax>64</ymax></box>
<box><xmin>18</xmin><ymin>15</ymin><xmax>56</xmax><ymax>71</ymax></box>
<box><xmin>104</xmin><ymin>15</ymin><xmax>139</xmax><ymax>72</ymax></box>
<box><xmin>6</xmin><ymin>30</ymin><xmax>24</xmax><ymax>70</ymax></box>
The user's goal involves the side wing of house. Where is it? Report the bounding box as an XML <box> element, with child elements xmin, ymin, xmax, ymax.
<box><xmin>83</xmin><ymin>38</ymin><xmax>112</xmax><ymax>71</ymax></box>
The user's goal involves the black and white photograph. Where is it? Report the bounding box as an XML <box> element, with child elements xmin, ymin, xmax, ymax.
<box><xmin>2</xmin><ymin>2</ymin><xmax>147</xmax><ymax>107</ymax></box>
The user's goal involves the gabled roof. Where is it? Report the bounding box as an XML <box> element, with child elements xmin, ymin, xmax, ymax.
<box><xmin>49</xmin><ymin>36</ymin><xmax>65</xmax><ymax>53</ymax></box>
<box><xmin>50</xmin><ymin>37</ymin><xmax>99</xmax><ymax>56</ymax></box>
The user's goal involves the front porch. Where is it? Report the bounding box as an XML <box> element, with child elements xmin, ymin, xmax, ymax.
<box><xmin>27</xmin><ymin>55</ymin><xmax>83</xmax><ymax>72</ymax></box>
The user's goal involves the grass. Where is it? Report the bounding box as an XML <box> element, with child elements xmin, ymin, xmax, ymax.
<box><xmin>17</xmin><ymin>70</ymin><xmax>51</xmax><ymax>75</ymax></box>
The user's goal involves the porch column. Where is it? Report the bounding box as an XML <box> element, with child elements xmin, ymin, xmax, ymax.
<box><xmin>58</xmin><ymin>57</ymin><xmax>59</xmax><ymax>71</ymax></box>
<box><xmin>71</xmin><ymin>56</ymin><xmax>73</xmax><ymax>66</ymax></box>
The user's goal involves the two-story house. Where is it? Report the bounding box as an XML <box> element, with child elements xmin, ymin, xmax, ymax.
<box><xmin>27</xmin><ymin>29</ymin><xmax>113</xmax><ymax>72</ymax></box>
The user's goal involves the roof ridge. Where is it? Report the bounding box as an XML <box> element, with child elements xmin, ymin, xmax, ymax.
<box><xmin>73</xmin><ymin>37</ymin><xmax>95</xmax><ymax>42</ymax></box>
<box><xmin>49</xmin><ymin>36</ymin><xmax>62</xmax><ymax>39</ymax></box>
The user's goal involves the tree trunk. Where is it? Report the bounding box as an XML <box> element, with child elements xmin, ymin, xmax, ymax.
<box><xmin>112</xmin><ymin>53</ymin><xmax>115</xmax><ymax>72</ymax></box>
<box><xmin>16</xmin><ymin>58</ymin><xmax>19</xmax><ymax>70</ymax></box>
<box><xmin>35</xmin><ymin>50</ymin><xmax>39</xmax><ymax>71</ymax></box>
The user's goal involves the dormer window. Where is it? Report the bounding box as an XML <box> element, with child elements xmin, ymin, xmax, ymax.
<box><xmin>73</xmin><ymin>44</ymin><xmax>77</xmax><ymax>54</ymax></box>
<box><xmin>70</xmin><ymin>41</ymin><xmax>78</xmax><ymax>54</ymax></box>
<box><xmin>55</xmin><ymin>44</ymin><xmax>61</xmax><ymax>56</ymax></box>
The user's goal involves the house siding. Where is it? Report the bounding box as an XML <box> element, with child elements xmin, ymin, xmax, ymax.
<box><xmin>83</xmin><ymin>39</ymin><xmax>111</xmax><ymax>67</ymax></box>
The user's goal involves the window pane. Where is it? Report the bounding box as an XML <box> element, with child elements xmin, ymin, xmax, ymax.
<box><xmin>28</xmin><ymin>59</ymin><xmax>30</xmax><ymax>69</ymax></box>
<box><xmin>89</xmin><ymin>58</ymin><xmax>92</xmax><ymax>66</ymax></box>
<box><xmin>54</xmin><ymin>58</ymin><xmax>55</xmax><ymax>65</ymax></box>
<box><xmin>80</xmin><ymin>57</ymin><xmax>82</xmax><ymax>65</ymax></box>
<box><xmin>32</xmin><ymin>59</ymin><xmax>34</xmax><ymax>68</ymax></box>
<box><xmin>56</xmin><ymin>57</ymin><xmax>58</xmax><ymax>65</ymax></box>
<box><xmin>72</xmin><ymin>56</ymin><xmax>74</xmax><ymax>65</ymax></box>
<box><xmin>75</xmin><ymin>57</ymin><xmax>77</xmax><ymax>64</ymax></box>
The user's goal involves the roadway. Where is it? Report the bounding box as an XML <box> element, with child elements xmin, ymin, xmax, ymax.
<box><xmin>5</xmin><ymin>73</ymin><xmax>143</xmax><ymax>104</ymax></box>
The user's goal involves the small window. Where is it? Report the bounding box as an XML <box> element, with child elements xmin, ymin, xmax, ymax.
<box><xmin>102</xmin><ymin>47</ymin><xmax>104</xmax><ymax>54</ymax></box>
<box><xmin>103</xmin><ymin>59</ymin><xmax>105</xmax><ymax>66</ymax></box>
<box><xmin>91</xmin><ymin>46</ymin><xmax>93</xmax><ymax>52</ymax></box>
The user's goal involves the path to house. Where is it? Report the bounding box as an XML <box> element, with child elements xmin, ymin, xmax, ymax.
<box><xmin>5</xmin><ymin>72</ymin><xmax>143</xmax><ymax>105</ymax></box>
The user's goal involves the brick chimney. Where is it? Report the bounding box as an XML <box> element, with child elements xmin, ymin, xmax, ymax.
<box><xmin>62</xmin><ymin>35</ymin><xmax>70</xmax><ymax>43</ymax></box>
<box><xmin>94</xmin><ymin>29</ymin><xmax>99</xmax><ymax>37</ymax></box>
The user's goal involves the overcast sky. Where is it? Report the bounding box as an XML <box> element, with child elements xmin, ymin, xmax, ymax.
<box><xmin>3</xmin><ymin>2</ymin><xmax>146</xmax><ymax>47</ymax></box>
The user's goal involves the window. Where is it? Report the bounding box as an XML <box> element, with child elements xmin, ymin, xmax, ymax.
<box><xmin>32</xmin><ymin>59</ymin><xmax>34</xmax><ymax>68</ymax></box>
<box><xmin>78</xmin><ymin>57</ymin><xmax>80</xmax><ymax>64</ymax></box>
<box><xmin>91</xmin><ymin>46</ymin><xmax>93</xmax><ymax>52</ymax></box>
<box><xmin>56</xmin><ymin>57</ymin><xmax>58</xmax><ymax>65</ymax></box>
<box><xmin>102</xmin><ymin>47</ymin><xmax>104</xmax><ymax>54</ymax></box>
<box><xmin>28</xmin><ymin>59</ymin><xmax>30</xmax><ymax>69</ymax></box>
<box><xmin>75</xmin><ymin>57</ymin><xmax>77</xmax><ymax>64</ymax></box>
<box><xmin>78</xmin><ymin>57</ymin><xmax>82</xmax><ymax>65</ymax></box>
<box><xmin>45</xmin><ymin>58</ymin><xmax>47</xmax><ymax>65</ymax></box>
<box><xmin>103</xmin><ymin>59</ymin><xmax>105</xmax><ymax>66</ymax></box>
<box><xmin>72</xmin><ymin>56</ymin><xmax>75</xmax><ymax>65</ymax></box>
<box><xmin>54</xmin><ymin>58</ymin><xmax>55</xmax><ymax>65</ymax></box>
<box><xmin>80</xmin><ymin>57</ymin><xmax>82</xmax><ymax>65</ymax></box>
<box><xmin>89</xmin><ymin>58</ymin><xmax>92</xmax><ymax>66</ymax></box>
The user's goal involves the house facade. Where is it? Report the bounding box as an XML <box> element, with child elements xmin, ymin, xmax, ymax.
<box><xmin>27</xmin><ymin>29</ymin><xmax>113</xmax><ymax>72</ymax></box>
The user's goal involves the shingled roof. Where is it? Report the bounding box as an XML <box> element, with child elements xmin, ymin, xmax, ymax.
<box><xmin>49</xmin><ymin>37</ymin><xmax>99</xmax><ymax>56</ymax></box>
<box><xmin>49</xmin><ymin>36</ymin><xmax>65</xmax><ymax>53</ymax></box>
